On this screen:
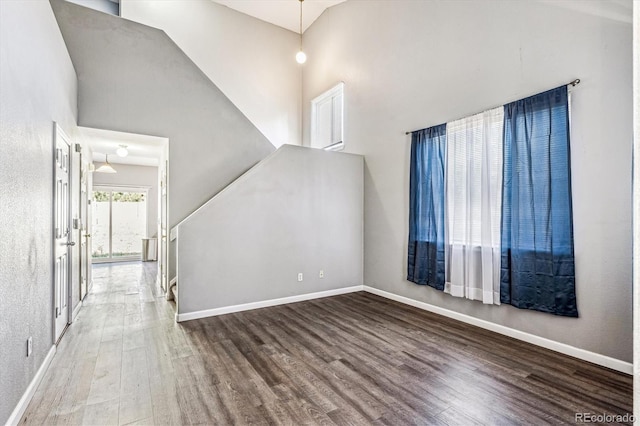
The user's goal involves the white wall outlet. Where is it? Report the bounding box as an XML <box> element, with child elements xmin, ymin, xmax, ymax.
<box><xmin>27</xmin><ymin>337</ymin><xmax>32</xmax><ymax>357</ymax></box>
<box><xmin>298</xmin><ymin>273</ymin><xmax>303</xmax><ymax>282</ymax></box>
<box><xmin>319</xmin><ymin>270</ymin><xmax>324</xmax><ymax>278</ymax></box>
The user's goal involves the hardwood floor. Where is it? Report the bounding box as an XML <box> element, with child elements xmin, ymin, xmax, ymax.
<box><xmin>20</xmin><ymin>262</ymin><xmax>632</xmax><ymax>425</ymax></box>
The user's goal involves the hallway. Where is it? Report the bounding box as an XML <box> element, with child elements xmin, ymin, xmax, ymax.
<box><xmin>20</xmin><ymin>262</ymin><xmax>182</xmax><ymax>425</ymax></box>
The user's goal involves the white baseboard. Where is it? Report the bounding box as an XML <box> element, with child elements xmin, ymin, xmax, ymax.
<box><xmin>175</xmin><ymin>282</ymin><xmax>631</xmax><ymax>374</ymax></box>
<box><xmin>6</xmin><ymin>345</ymin><xmax>56</xmax><ymax>426</ymax></box>
<box><xmin>177</xmin><ymin>285</ymin><xmax>363</xmax><ymax>322</ymax></box>
<box><xmin>363</xmin><ymin>286</ymin><xmax>632</xmax><ymax>374</ymax></box>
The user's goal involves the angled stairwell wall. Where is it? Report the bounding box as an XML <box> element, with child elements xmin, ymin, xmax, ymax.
<box><xmin>119</xmin><ymin>0</ymin><xmax>301</xmax><ymax>148</ymax></box>
<box><xmin>50</xmin><ymin>0</ymin><xmax>276</xmax><ymax>280</ymax></box>
<box><xmin>176</xmin><ymin>145</ymin><xmax>364</xmax><ymax>320</ymax></box>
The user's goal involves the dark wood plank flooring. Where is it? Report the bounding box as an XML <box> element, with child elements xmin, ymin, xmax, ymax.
<box><xmin>20</xmin><ymin>262</ymin><xmax>632</xmax><ymax>425</ymax></box>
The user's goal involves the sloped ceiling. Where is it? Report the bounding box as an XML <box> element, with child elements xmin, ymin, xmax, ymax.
<box><xmin>211</xmin><ymin>0</ymin><xmax>347</xmax><ymax>33</ymax></box>
<box><xmin>213</xmin><ymin>0</ymin><xmax>632</xmax><ymax>33</ymax></box>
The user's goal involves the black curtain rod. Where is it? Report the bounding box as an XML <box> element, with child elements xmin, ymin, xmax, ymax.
<box><xmin>404</xmin><ymin>78</ymin><xmax>581</xmax><ymax>135</ymax></box>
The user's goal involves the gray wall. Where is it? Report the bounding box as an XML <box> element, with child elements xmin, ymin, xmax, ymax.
<box><xmin>93</xmin><ymin>163</ymin><xmax>159</xmax><ymax>239</ymax></box>
<box><xmin>120</xmin><ymin>0</ymin><xmax>301</xmax><ymax>148</ymax></box>
<box><xmin>51</xmin><ymin>0</ymin><xmax>276</xmax><ymax>281</ymax></box>
<box><xmin>178</xmin><ymin>145</ymin><xmax>363</xmax><ymax>315</ymax></box>
<box><xmin>303</xmin><ymin>0</ymin><xmax>633</xmax><ymax>362</ymax></box>
<box><xmin>0</xmin><ymin>1</ymin><xmax>78</xmax><ymax>423</ymax></box>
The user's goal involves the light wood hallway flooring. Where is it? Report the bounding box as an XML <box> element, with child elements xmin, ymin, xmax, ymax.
<box><xmin>20</xmin><ymin>262</ymin><xmax>632</xmax><ymax>425</ymax></box>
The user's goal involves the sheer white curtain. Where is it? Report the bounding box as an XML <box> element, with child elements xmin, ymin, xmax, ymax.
<box><xmin>444</xmin><ymin>107</ymin><xmax>503</xmax><ymax>304</ymax></box>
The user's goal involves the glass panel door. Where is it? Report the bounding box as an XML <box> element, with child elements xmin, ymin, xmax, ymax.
<box><xmin>91</xmin><ymin>188</ymin><xmax>147</xmax><ymax>262</ymax></box>
<box><xmin>112</xmin><ymin>191</ymin><xmax>146</xmax><ymax>259</ymax></box>
<box><xmin>92</xmin><ymin>190</ymin><xmax>110</xmax><ymax>260</ymax></box>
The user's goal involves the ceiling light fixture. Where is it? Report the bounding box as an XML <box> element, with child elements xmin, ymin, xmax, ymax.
<box><xmin>116</xmin><ymin>144</ymin><xmax>128</xmax><ymax>157</ymax></box>
<box><xmin>296</xmin><ymin>0</ymin><xmax>306</xmax><ymax>64</ymax></box>
<box><xmin>95</xmin><ymin>154</ymin><xmax>117</xmax><ymax>173</ymax></box>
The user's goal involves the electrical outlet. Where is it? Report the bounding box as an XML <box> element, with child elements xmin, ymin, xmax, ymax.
<box><xmin>27</xmin><ymin>337</ymin><xmax>32</xmax><ymax>357</ymax></box>
<box><xmin>298</xmin><ymin>273</ymin><xmax>303</xmax><ymax>282</ymax></box>
<box><xmin>319</xmin><ymin>270</ymin><xmax>324</xmax><ymax>278</ymax></box>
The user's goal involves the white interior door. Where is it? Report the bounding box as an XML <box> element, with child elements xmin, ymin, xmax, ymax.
<box><xmin>54</xmin><ymin>124</ymin><xmax>73</xmax><ymax>342</ymax></box>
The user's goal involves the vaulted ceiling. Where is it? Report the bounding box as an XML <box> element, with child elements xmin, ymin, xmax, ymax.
<box><xmin>211</xmin><ymin>0</ymin><xmax>347</xmax><ymax>33</ymax></box>
<box><xmin>212</xmin><ymin>0</ymin><xmax>633</xmax><ymax>34</ymax></box>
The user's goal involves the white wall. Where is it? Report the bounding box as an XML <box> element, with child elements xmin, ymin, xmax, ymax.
<box><xmin>92</xmin><ymin>163</ymin><xmax>159</xmax><ymax>239</ymax></box>
<box><xmin>303</xmin><ymin>0</ymin><xmax>633</xmax><ymax>362</ymax></box>
<box><xmin>121</xmin><ymin>0</ymin><xmax>301</xmax><ymax>148</ymax></box>
<box><xmin>0</xmin><ymin>1</ymin><xmax>79</xmax><ymax>423</ymax></box>
<box><xmin>177</xmin><ymin>145</ymin><xmax>363</xmax><ymax>316</ymax></box>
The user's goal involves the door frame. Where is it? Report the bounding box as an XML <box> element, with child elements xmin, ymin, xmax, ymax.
<box><xmin>79</xmin><ymin>151</ymin><xmax>91</xmax><ymax>301</ymax></box>
<box><xmin>52</xmin><ymin>122</ymin><xmax>73</xmax><ymax>344</ymax></box>
<box><xmin>160</xmin><ymin>160</ymin><xmax>168</xmax><ymax>292</ymax></box>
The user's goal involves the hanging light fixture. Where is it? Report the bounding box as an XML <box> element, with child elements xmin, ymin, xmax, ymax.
<box><xmin>95</xmin><ymin>154</ymin><xmax>117</xmax><ymax>173</ymax></box>
<box><xmin>116</xmin><ymin>144</ymin><xmax>129</xmax><ymax>157</ymax></box>
<box><xmin>295</xmin><ymin>0</ymin><xmax>307</xmax><ymax>64</ymax></box>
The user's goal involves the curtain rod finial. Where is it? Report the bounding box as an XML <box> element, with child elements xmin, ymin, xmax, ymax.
<box><xmin>570</xmin><ymin>78</ymin><xmax>580</xmax><ymax>87</ymax></box>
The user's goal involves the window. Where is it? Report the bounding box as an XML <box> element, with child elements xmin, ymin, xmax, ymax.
<box><xmin>408</xmin><ymin>86</ymin><xmax>577</xmax><ymax>316</ymax></box>
<box><xmin>446</xmin><ymin>108</ymin><xmax>503</xmax><ymax>247</ymax></box>
<box><xmin>444</xmin><ymin>107</ymin><xmax>503</xmax><ymax>303</ymax></box>
<box><xmin>311</xmin><ymin>82</ymin><xmax>344</xmax><ymax>151</ymax></box>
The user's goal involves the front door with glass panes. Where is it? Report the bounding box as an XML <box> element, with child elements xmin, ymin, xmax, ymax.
<box><xmin>92</xmin><ymin>187</ymin><xmax>147</xmax><ymax>262</ymax></box>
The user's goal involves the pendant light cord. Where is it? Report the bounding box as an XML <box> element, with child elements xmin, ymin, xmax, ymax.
<box><xmin>299</xmin><ymin>0</ymin><xmax>303</xmax><ymax>49</ymax></box>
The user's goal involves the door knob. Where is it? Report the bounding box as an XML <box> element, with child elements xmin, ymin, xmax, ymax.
<box><xmin>65</xmin><ymin>241</ymin><xmax>76</xmax><ymax>247</ymax></box>
<box><xmin>83</xmin><ymin>234</ymin><xmax>91</xmax><ymax>238</ymax></box>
